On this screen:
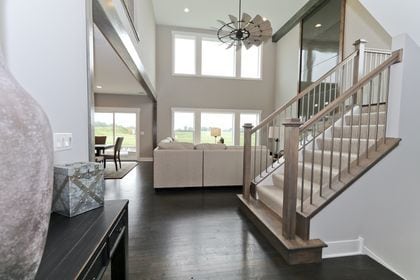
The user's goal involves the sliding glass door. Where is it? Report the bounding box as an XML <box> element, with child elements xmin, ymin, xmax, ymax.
<box><xmin>94</xmin><ymin>108</ymin><xmax>139</xmax><ymax>160</ymax></box>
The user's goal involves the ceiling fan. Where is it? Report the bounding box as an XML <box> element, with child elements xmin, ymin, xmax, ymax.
<box><xmin>216</xmin><ymin>0</ymin><xmax>273</xmax><ymax>49</ymax></box>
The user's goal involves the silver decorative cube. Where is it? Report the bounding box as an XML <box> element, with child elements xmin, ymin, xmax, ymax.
<box><xmin>52</xmin><ymin>162</ymin><xmax>104</xmax><ymax>217</ymax></box>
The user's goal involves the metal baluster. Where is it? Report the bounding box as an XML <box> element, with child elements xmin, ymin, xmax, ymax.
<box><xmin>265</xmin><ymin>126</ymin><xmax>269</xmax><ymax>173</ymax></box>
<box><xmin>383</xmin><ymin>67</ymin><xmax>391</xmax><ymax>144</ymax></box>
<box><xmin>301</xmin><ymin>131</ymin><xmax>306</xmax><ymax>212</ymax></box>
<box><xmin>338</xmin><ymin>101</ymin><xmax>345</xmax><ymax>181</ymax></box>
<box><xmin>253</xmin><ymin>131</ymin><xmax>257</xmax><ymax>179</ymax></box>
<box><xmin>366</xmin><ymin>80</ymin><xmax>373</xmax><ymax>158</ymax></box>
<box><xmin>259</xmin><ymin>128</ymin><xmax>263</xmax><ymax>176</ymax></box>
<box><xmin>328</xmin><ymin>109</ymin><xmax>336</xmax><ymax>189</ymax></box>
<box><xmin>375</xmin><ymin>72</ymin><xmax>383</xmax><ymax>150</ymax></box>
<box><xmin>310</xmin><ymin>126</ymin><xmax>316</xmax><ymax>204</ymax></box>
<box><xmin>348</xmin><ymin>92</ymin><xmax>355</xmax><ymax>173</ymax></box>
<box><xmin>320</xmin><ymin>116</ymin><xmax>326</xmax><ymax>197</ymax></box>
<box><xmin>356</xmin><ymin>87</ymin><xmax>363</xmax><ymax>165</ymax></box>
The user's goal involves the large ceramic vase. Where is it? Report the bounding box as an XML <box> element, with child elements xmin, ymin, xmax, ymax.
<box><xmin>0</xmin><ymin>54</ymin><xmax>54</xmax><ymax>279</ymax></box>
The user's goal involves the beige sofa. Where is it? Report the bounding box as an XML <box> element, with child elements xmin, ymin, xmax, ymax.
<box><xmin>153</xmin><ymin>143</ymin><xmax>269</xmax><ymax>188</ymax></box>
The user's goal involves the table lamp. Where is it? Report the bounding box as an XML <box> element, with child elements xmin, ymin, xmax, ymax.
<box><xmin>210</xmin><ymin>128</ymin><xmax>221</xmax><ymax>143</ymax></box>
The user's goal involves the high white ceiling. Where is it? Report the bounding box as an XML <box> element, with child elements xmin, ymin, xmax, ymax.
<box><xmin>94</xmin><ymin>25</ymin><xmax>145</xmax><ymax>95</ymax></box>
<box><xmin>152</xmin><ymin>0</ymin><xmax>308</xmax><ymax>32</ymax></box>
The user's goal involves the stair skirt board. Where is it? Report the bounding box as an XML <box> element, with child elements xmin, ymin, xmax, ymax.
<box><xmin>238</xmin><ymin>195</ymin><xmax>326</xmax><ymax>265</ymax></box>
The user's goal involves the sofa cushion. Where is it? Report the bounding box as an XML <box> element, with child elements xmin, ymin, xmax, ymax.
<box><xmin>195</xmin><ymin>143</ymin><xmax>227</xmax><ymax>150</ymax></box>
<box><xmin>159</xmin><ymin>136</ymin><xmax>174</xmax><ymax>144</ymax></box>
<box><xmin>158</xmin><ymin>142</ymin><xmax>195</xmax><ymax>150</ymax></box>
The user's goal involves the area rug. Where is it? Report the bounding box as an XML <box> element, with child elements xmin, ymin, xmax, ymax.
<box><xmin>104</xmin><ymin>161</ymin><xmax>139</xmax><ymax>179</ymax></box>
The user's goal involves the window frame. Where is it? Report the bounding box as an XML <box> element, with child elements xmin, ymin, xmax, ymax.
<box><xmin>171</xmin><ymin>107</ymin><xmax>261</xmax><ymax>145</ymax></box>
<box><xmin>172</xmin><ymin>31</ymin><xmax>263</xmax><ymax>80</ymax></box>
<box><xmin>172</xmin><ymin>32</ymin><xmax>198</xmax><ymax>76</ymax></box>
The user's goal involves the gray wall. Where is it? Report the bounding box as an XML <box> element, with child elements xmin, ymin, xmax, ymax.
<box><xmin>311</xmin><ymin>34</ymin><xmax>420</xmax><ymax>280</ymax></box>
<box><xmin>94</xmin><ymin>93</ymin><xmax>154</xmax><ymax>158</ymax></box>
<box><xmin>1</xmin><ymin>0</ymin><xmax>90</xmax><ymax>164</ymax></box>
<box><xmin>156</xmin><ymin>25</ymin><xmax>277</xmax><ymax>141</ymax></box>
<box><xmin>344</xmin><ymin>0</ymin><xmax>392</xmax><ymax>56</ymax></box>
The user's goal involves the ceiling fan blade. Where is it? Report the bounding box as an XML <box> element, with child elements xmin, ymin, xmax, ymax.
<box><xmin>259</xmin><ymin>21</ymin><xmax>272</xmax><ymax>30</ymax></box>
<box><xmin>226</xmin><ymin>41</ymin><xmax>235</xmax><ymax>49</ymax></box>
<box><xmin>243</xmin><ymin>39</ymin><xmax>254</xmax><ymax>50</ymax></box>
<box><xmin>252</xmin><ymin>15</ymin><xmax>264</xmax><ymax>25</ymax></box>
<box><xmin>229</xmin><ymin>15</ymin><xmax>238</xmax><ymax>28</ymax></box>
<box><xmin>242</xmin><ymin>13</ymin><xmax>252</xmax><ymax>25</ymax></box>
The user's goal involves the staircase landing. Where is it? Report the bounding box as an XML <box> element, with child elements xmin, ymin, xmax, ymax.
<box><xmin>238</xmin><ymin>195</ymin><xmax>326</xmax><ymax>265</ymax></box>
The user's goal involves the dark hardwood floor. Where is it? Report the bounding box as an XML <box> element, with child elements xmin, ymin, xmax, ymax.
<box><xmin>104</xmin><ymin>162</ymin><xmax>402</xmax><ymax>280</ymax></box>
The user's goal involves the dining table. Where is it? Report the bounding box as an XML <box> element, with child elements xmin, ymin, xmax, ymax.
<box><xmin>95</xmin><ymin>144</ymin><xmax>114</xmax><ymax>156</ymax></box>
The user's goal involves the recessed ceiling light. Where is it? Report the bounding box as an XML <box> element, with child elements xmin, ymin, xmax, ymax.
<box><xmin>96</xmin><ymin>85</ymin><xmax>103</xmax><ymax>89</ymax></box>
<box><xmin>184</xmin><ymin>7</ymin><xmax>190</xmax><ymax>13</ymax></box>
<box><xmin>315</xmin><ymin>23</ymin><xmax>322</xmax><ymax>28</ymax></box>
<box><xmin>263</xmin><ymin>17</ymin><xmax>267</xmax><ymax>21</ymax></box>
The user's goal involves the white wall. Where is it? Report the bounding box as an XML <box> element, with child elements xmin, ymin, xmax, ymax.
<box><xmin>360</xmin><ymin>0</ymin><xmax>420</xmax><ymax>46</ymax></box>
<box><xmin>0</xmin><ymin>0</ymin><xmax>90</xmax><ymax>164</ymax></box>
<box><xmin>134</xmin><ymin>0</ymin><xmax>157</xmax><ymax>88</ymax></box>
<box><xmin>156</xmin><ymin>25</ymin><xmax>276</xmax><ymax>141</ymax></box>
<box><xmin>310</xmin><ymin>34</ymin><xmax>420</xmax><ymax>280</ymax></box>
<box><xmin>94</xmin><ymin>93</ymin><xmax>154</xmax><ymax>158</ymax></box>
<box><xmin>344</xmin><ymin>0</ymin><xmax>392</xmax><ymax>56</ymax></box>
<box><xmin>274</xmin><ymin>24</ymin><xmax>301</xmax><ymax>109</ymax></box>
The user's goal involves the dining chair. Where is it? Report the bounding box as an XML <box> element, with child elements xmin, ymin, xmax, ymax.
<box><xmin>104</xmin><ymin>137</ymin><xmax>124</xmax><ymax>171</ymax></box>
<box><xmin>95</xmin><ymin>136</ymin><xmax>107</xmax><ymax>145</ymax></box>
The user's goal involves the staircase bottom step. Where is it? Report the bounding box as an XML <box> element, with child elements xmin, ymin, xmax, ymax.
<box><xmin>238</xmin><ymin>195</ymin><xmax>326</xmax><ymax>265</ymax></box>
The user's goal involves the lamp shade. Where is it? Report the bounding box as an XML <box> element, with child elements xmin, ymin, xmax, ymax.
<box><xmin>210</xmin><ymin>127</ymin><xmax>221</xmax><ymax>137</ymax></box>
<box><xmin>268</xmin><ymin>126</ymin><xmax>280</xmax><ymax>139</ymax></box>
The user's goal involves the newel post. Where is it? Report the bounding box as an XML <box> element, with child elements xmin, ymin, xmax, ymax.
<box><xmin>243</xmin><ymin>123</ymin><xmax>253</xmax><ymax>200</ymax></box>
<box><xmin>282</xmin><ymin>118</ymin><xmax>302</xmax><ymax>240</ymax></box>
<box><xmin>353</xmin><ymin>39</ymin><xmax>367</xmax><ymax>103</ymax></box>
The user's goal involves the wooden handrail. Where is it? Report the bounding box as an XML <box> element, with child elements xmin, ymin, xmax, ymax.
<box><xmin>251</xmin><ymin>51</ymin><xmax>359</xmax><ymax>133</ymax></box>
<box><xmin>299</xmin><ymin>49</ymin><xmax>403</xmax><ymax>132</ymax></box>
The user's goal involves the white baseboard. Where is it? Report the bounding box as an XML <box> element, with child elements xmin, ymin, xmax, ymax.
<box><xmin>322</xmin><ymin>237</ymin><xmax>364</xmax><ymax>258</ymax></box>
<box><xmin>139</xmin><ymin>157</ymin><xmax>153</xmax><ymax>162</ymax></box>
<box><xmin>363</xmin><ymin>245</ymin><xmax>406</xmax><ymax>279</ymax></box>
<box><xmin>322</xmin><ymin>237</ymin><xmax>405</xmax><ymax>279</ymax></box>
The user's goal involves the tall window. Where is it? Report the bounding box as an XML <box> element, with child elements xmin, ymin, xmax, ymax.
<box><xmin>201</xmin><ymin>112</ymin><xmax>234</xmax><ymax>145</ymax></box>
<box><xmin>241</xmin><ymin>45</ymin><xmax>262</xmax><ymax>79</ymax></box>
<box><xmin>94</xmin><ymin>108</ymin><xmax>139</xmax><ymax>160</ymax></box>
<box><xmin>173</xmin><ymin>31</ymin><xmax>262</xmax><ymax>79</ymax></box>
<box><xmin>239</xmin><ymin>113</ymin><xmax>260</xmax><ymax>145</ymax></box>
<box><xmin>172</xmin><ymin>108</ymin><xmax>260</xmax><ymax>146</ymax></box>
<box><xmin>173</xmin><ymin>112</ymin><xmax>195</xmax><ymax>143</ymax></box>
<box><xmin>201</xmin><ymin>38</ymin><xmax>236</xmax><ymax>77</ymax></box>
<box><xmin>173</xmin><ymin>34</ymin><xmax>196</xmax><ymax>75</ymax></box>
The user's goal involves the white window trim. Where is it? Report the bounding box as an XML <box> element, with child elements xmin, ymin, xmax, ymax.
<box><xmin>172</xmin><ymin>32</ymin><xmax>197</xmax><ymax>76</ymax></box>
<box><xmin>172</xmin><ymin>30</ymin><xmax>263</xmax><ymax>80</ymax></box>
<box><xmin>94</xmin><ymin>106</ymin><xmax>141</xmax><ymax>160</ymax></box>
<box><xmin>171</xmin><ymin>107</ymin><xmax>261</xmax><ymax>145</ymax></box>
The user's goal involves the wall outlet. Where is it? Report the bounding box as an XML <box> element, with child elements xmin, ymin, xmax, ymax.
<box><xmin>54</xmin><ymin>133</ymin><xmax>72</xmax><ymax>151</ymax></box>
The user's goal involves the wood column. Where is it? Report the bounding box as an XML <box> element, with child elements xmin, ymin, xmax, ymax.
<box><xmin>353</xmin><ymin>39</ymin><xmax>367</xmax><ymax>104</ymax></box>
<box><xmin>282</xmin><ymin>118</ymin><xmax>302</xmax><ymax>240</ymax></box>
<box><xmin>243</xmin><ymin>123</ymin><xmax>253</xmax><ymax>200</ymax></box>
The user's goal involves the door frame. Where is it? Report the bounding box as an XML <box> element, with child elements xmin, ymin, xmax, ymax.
<box><xmin>94</xmin><ymin>106</ymin><xmax>141</xmax><ymax>160</ymax></box>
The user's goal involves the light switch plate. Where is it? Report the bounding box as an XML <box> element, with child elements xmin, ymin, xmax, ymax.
<box><xmin>54</xmin><ymin>133</ymin><xmax>72</xmax><ymax>151</ymax></box>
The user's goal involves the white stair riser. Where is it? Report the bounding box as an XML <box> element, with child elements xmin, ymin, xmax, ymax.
<box><xmin>333</xmin><ymin>125</ymin><xmax>385</xmax><ymax>139</ymax></box>
<box><xmin>345</xmin><ymin>112</ymin><xmax>386</xmax><ymax>126</ymax></box>
<box><xmin>361</xmin><ymin>104</ymin><xmax>387</xmax><ymax>113</ymax></box>
<box><xmin>303</xmin><ymin>150</ymin><xmax>356</xmax><ymax>170</ymax></box>
<box><xmin>273</xmin><ymin>174</ymin><xmax>315</xmax><ymax>201</ymax></box>
<box><xmin>317</xmin><ymin>138</ymin><xmax>376</xmax><ymax>154</ymax></box>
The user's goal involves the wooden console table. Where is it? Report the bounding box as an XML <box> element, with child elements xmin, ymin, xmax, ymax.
<box><xmin>36</xmin><ymin>200</ymin><xmax>129</xmax><ymax>280</ymax></box>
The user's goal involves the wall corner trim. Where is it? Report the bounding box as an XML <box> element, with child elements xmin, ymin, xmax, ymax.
<box><xmin>363</xmin><ymin>245</ymin><xmax>406</xmax><ymax>279</ymax></box>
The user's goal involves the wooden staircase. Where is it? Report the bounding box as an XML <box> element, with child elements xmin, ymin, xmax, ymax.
<box><xmin>239</xmin><ymin>40</ymin><xmax>403</xmax><ymax>264</ymax></box>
